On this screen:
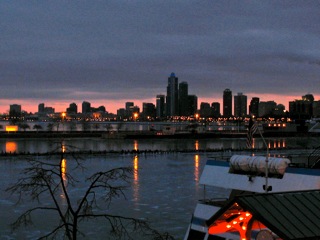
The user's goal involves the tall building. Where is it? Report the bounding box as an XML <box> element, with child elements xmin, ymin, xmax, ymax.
<box><xmin>156</xmin><ymin>95</ymin><xmax>165</xmax><ymax>119</ymax></box>
<box><xmin>9</xmin><ymin>104</ymin><xmax>22</xmax><ymax>117</ymax></box>
<box><xmin>82</xmin><ymin>101</ymin><xmax>91</xmax><ymax>113</ymax></box>
<box><xmin>179</xmin><ymin>82</ymin><xmax>189</xmax><ymax>116</ymax></box>
<box><xmin>259</xmin><ymin>101</ymin><xmax>277</xmax><ymax>117</ymax></box>
<box><xmin>211</xmin><ymin>102</ymin><xmax>220</xmax><ymax>118</ymax></box>
<box><xmin>199</xmin><ymin>102</ymin><xmax>211</xmax><ymax>118</ymax></box>
<box><xmin>302</xmin><ymin>93</ymin><xmax>314</xmax><ymax>117</ymax></box>
<box><xmin>234</xmin><ymin>93</ymin><xmax>247</xmax><ymax>117</ymax></box>
<box><xmin>289</xmin><ymin>99</ymin><xmax>312</xmax><ymax>119</ymax></box>
<box><xmin>273</xmin><ymin>104</ymin><xmax>286</xmax><ymax>116</ymax></box>
<box><xmin>166</xmin><ymin>72</ymin><xmax>179</xmax><ymax>117</ymax></box>
<box><xmin>38</xmin><ymin>103</ymin><xmax>45</xmax><ymax>113</ymax></box>
<box><xmin>188</xmin><ymin>95</ymin><xmax>198</xmax><ymax>116</ymax></box>
<box><xmin>142</xmin><ymin>103</ymin><xmax>156</xmax><ymax>119</ymax></box>
<box><xmin>125</xmin><ymin>102</ymin><xmax>135</xmax><ymax>118</ymax></box>
<box><xmin>313</xmin><ymin>101</ymin><xmax>320</xmax><ymax>117</ymax></box>
<box><xmin>125</xmin><ymin>102</ymin><xmax>134</xmax><ymax>110</ymax></box>
<box><xmin>67</xmin><ymin>103</ymin><xmax>78</xmax><ymax>114</ymax></box>
<box><xmin>249</xmin><ymin>97</ymin><xmax>260</xmax><ymax>117</ymax></box>
<box><xmin>223</xmin><ymin>89</ymin><xmax>232</xmax><ymax>118</ymax></box>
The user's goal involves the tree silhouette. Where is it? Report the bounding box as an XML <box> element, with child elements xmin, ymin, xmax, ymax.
<box><xmin>18</xmin><ymin>123</ymin><xmax>30</xmax><ymax>132</ymax></box>
<box><xmin>6</xmin><ymin>143</ymin><xmax>173</xmax><ymax>239</ymax></box>
<box><xmin>33</xmin><ymin>124</ymin><xmax>43</xmax><ymax>133</ymax></box>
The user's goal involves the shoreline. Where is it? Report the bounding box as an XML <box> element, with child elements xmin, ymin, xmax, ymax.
<box><xmin>0</xmin><ymin>130</ymin><xmax>319</xmax><ymax>139</ymax></box>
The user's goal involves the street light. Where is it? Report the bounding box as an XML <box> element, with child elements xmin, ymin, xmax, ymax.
<box><xmin>133</xmin><ymin>112</ymin><xmax>139</xmax><ymax>121</ymax></box>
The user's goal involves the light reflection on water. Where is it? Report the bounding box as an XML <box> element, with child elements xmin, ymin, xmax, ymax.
<box><xmin>1</xmin><ymin>137</ymin><xmax>319</xmax><ymax>154</ymax></box>
<box><xmin>5</xmin><ymin>141</ymin><xmax>18</xmax><ymax>153</ymax></box>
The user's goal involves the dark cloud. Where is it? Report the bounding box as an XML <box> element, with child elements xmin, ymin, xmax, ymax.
<box><xmin>1</xmin><ymin>1</ymin><xmax>320</xmax><ymax>111</ymax></box>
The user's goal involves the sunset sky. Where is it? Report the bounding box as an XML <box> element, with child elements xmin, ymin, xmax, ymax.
<box><xmin>1</xmin><ymin>1</ymin><xmax>319</xmax><ymax>114</ymax></box>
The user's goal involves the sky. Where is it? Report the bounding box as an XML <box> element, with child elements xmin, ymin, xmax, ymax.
<box><xmin>1</xmin><ymin>1</ymin><xmax>320</xmax><ymax>114</ymax></box>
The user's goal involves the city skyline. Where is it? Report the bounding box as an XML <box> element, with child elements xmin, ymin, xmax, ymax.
<box><xmin>3</xmin><ymin>85</ymin><xmax>317</xmax><ymax>116</ymax></box>
<box><xmin>1</xmin><ymin>1</ymin><xmax>320</xmax><ymax>114</ymax></box>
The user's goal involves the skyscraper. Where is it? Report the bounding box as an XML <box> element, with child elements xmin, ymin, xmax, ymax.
<box><xmin>67</xmin><ymin>102</ymin><xmax>78</xmax><ymax>114</ymax></box>
<box><xmin>200</xmin><ymin>102</ymin><xmax>211</xmax><ymax>118</ymax></box>
<box><xmin>142</xmin><ymin>103</ymin><xmax>156</xmax><ymax>119</ymax></box>
<box><xmin>223</xmin><ymin>89</ymin><xmax>232</xmax><ymax>117</ymax></box>
<box><xmin>82</xmin><ymin>101</ymin><xmax>91</xmax><ymax>113</ymax></box>
<box><xmin>249</xmin><ymin>97</ymin><xmax>259</xmax><ymax>117</ymax></box>
<box><xmin>38</xmin><ymin>103</ymin><xmax>45</xmax><ymax>113</ymax></box>
<box><xmin>234</xmin><ymin>92</ymin><xmax>247</xmax><ymax>117</ymax></box>
<box><xmin>188</xmin><ymin>95</ymin><xmax>198</xmax><ymax>116</ymax></box>
<box><xmin>166</xmin><ymin>72</ymin><xmax>179</xmax><ymax>116</ymax></box>
<box><xmin>179</xmin><ymin>81</ymin><xmax>189</xmax><ymax>116</ymax></box>
<box><xmin>156</xmin><ymin>95</ymin><xmax>165</xmax><ymax>119</ymax></box>
<box><xmin>9</xmin><ymin>104</ymin><xmax>22</xmax><ymax>117</ymax></box>
<box><xmin>125</xmin><ymin>102</ymin><xmax>134</xmax><ymax>118</ymax></box>
<box><xmin>259</xmin><ymin>101</ymin><xmax>277</xmax><ymax>117</ymax></box>
<box><xmin>211</xmin><ymin>102</ymin><xmax>220</xmax><ymax>118</ymax></box>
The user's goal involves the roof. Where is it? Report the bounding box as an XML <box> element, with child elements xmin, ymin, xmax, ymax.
<box><xmin>207</xmin><ymin>190</ymin><xmax>320</xmax><ymax>240</ymax></box>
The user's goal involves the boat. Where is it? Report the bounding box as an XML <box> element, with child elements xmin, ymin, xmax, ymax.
<box><xmin>184</xmin><ymin>153</ymin><xmax>320</xmax><ymax>240</ymax></box>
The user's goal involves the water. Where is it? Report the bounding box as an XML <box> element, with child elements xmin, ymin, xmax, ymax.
<box><xmin>1</xmin><ymin>152</ymin><xmax>222</xmax><ymax>239</ymax></box>
<box><xmin>0</xmin><ymin>137</ymin><xmax>320</xmax><ymax>239</ymax></box>
<box><xmin>1</xmin><ymin>136</ymin><xmax>320</xmax><ymax>154</ymax></box>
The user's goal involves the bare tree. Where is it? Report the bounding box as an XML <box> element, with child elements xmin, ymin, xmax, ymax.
<box><xmin>6</xmin><ymin>143</ymin><xmax>173</xmax><ymax>240</ymax></box>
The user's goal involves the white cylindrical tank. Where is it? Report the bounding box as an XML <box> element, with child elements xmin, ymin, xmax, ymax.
<box><xmin>230</xmin><ymin>155</ymin><xmax>290</xmax><ymax>176</ymax></box>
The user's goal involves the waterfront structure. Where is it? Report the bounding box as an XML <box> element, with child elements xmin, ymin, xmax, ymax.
<box><xmin>179</xmin><ymin>81</ymin><xmax>189</xmax><ymax>116</ymax></box>
<box><xmin>259</xmin><ymin>101</ymin><xmax>277</xmax><ymax>117</ymax></box>
<box><xmin>249</xmin><ymin>97</ymin><xmax>259</xmax><ymax>117</ymax></box>
<box><xmin>82</xmin><ymin>101</ymin><xmax>91</xmax><ymax>114</ymax></box>
<box><xmin>156</xmin><ymin>95</ymin><xmax>165</xmax><ymax>119</ymax></box>
<box><xmin>223</xmin><ymin>89</ymin><xmax>232</xmax><ymax>118</ymax></box>
<box><xmin>166</xmin><ymin>72</ymin><xmax>179</xmax><ymax>117</ymax></box>
<box><xmin>234</xmin><ymin>92</ymin><xmax>247</xmax><ymax>117</ymax></box>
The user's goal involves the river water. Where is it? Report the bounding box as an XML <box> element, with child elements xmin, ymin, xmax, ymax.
<box><xmin>0</xmin><ymin>137</ymin><xmax>320</xmax><ymax>239</ymax></box>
